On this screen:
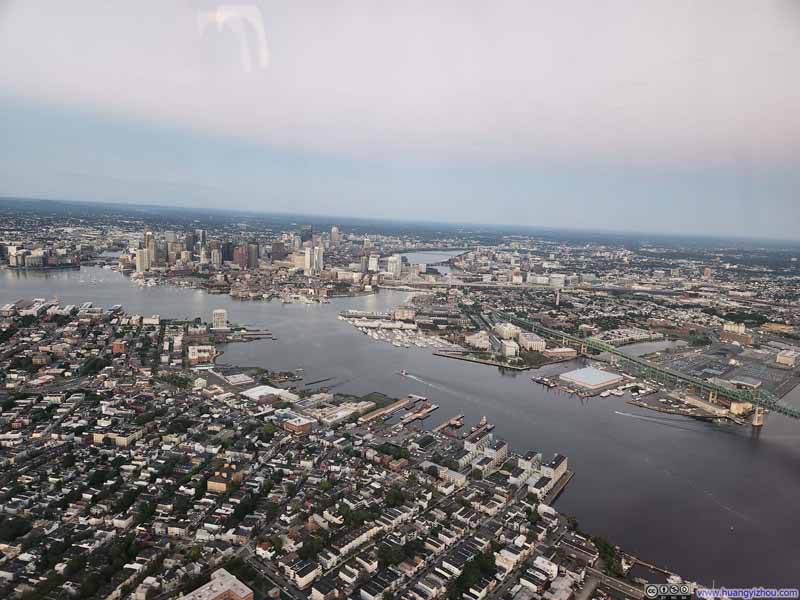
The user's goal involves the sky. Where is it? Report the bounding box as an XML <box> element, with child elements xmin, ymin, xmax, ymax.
<box><xmin>1</xmin><ymin>0</ymin><xmax>799</xmax><ymax>239</ymax></box>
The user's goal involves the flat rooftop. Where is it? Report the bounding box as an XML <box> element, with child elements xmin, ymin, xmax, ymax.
<box><xmin>559</xmin><ymin>366</ymin><xmax>623</xmax><ymax>390</ymax></box>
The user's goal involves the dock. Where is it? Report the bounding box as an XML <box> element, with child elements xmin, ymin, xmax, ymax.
<box><xmin>544</xmin><ymin>469</ymin><xmax>574</xmax><ymax>505</ymax></box>
<box><xmin>433</xmin><ymin>350</ymin><xmax>532</xmax><ymax>371</ymax></box>
<box><xmin>400</xmin><ymin>402</ymin><xmax>439</xmax><ymax>426</ymax></box>
<box><xmin>463</xmin><ymin>419</ymin><xmax>495</xmax><ymax>440</ymax></box>
<box><xmin>432</xmin><ymin>414</ymin><xmax>464</xmax><ymax>433</ymax></box>
<box><xmin>359</xmin><ymin>397</ymin><xmax>415</xmax><ymax>424</ymax></box>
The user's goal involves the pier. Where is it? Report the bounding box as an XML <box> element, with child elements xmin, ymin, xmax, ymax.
<box><xmin>432</xmin><ymin>413</ymin><xmax>464</xmax><ymax>433</ymax></box>
<box><xmin>544</xmin><ymin>470</ymin><xmax>574</xmax><ymax>505</ymax></box>
<box><xmin>400</xmin><ymin>402</ymin><xmax>439</xmax><ymax>426</ymax></box>
<box><xmin>358</xmin><ymin>397</ymin><xmax>415</xmax><ymax>424</ymax></box>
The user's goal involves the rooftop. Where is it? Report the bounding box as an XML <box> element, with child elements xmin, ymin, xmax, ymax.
<box><xmin>179</xmin><ymin>568</ymin><xmax>252</xmax><ymax>600</ymax></box>
<box><xmin>559</xmin><ymin>366</ymin><xmax>623</xmax><ymax>389</ymax></box>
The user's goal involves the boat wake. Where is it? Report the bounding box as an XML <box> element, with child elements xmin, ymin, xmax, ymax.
<box><xmin>400</xmin><ymin>372</ymin><xmax>458</xmax><ymax>395</ymax></box>
<box><xmin>613</xmin><ymin>410</ymin><xmax>704</xmax><ymax>433</ymax></box>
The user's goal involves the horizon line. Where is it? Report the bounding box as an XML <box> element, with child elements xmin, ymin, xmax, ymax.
<box><xmin>1</xmin><ymin>194</ymin><xmax>798</xmax><ymax>246</ymax></box>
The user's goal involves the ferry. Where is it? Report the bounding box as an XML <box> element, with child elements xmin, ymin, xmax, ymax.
<box><xmin>600</xmin><ymin>391</ymin><xmax>611</xmax><ymax>398</ymax></box>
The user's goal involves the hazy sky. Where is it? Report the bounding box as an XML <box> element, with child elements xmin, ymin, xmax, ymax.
<box><xmin>1</xmin><ymin>1</ymin><xmax>799</xmax><ymax>238</ymax></box>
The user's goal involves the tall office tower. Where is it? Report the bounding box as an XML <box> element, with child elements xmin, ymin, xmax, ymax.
<box><xmin>195</xmin><ymin>229</ymin><xmax>208</xmax><ymax>247</ymax></box>
<box><xmin>304</xmin><ymin>247</ymin><xmax>314</xmax><ymax>274</ymax></box>
<box><xmin>143</xmin><ymin>230</ymin><xmax>157</xmax><ymax>265</ymax></box>
<box><xmin>363</xmin><ymin>237</ymin><xmax>373</xmax><ymax>249</ymax></box>
<box><xmin>180</xmin><ymin>250</ymin><xmax>192</xmax><ymax>263</ymax></box>
<box><xmin>136</xmin><ymin>248</ymin><xmax>151</xmax><ymax>273</ymax></box>
<box><xmin>314</xmin><ymin>245</ymin><xmax>324</xmax><ymax>273</ymax></box>
<box><xmin>211</xmin><ymin>248</ymin><xmax>222</xmax><ymax>267</ymax></box>
<box><xmin>212</xmin><ymin>309</ymin><xmax>228</xmax><ymax>330</ymax></box>
<box><xmin>387</xmin><ymin>254</ymin><xmax>402</xmax><ymax>277</ymax></box>
<box><xmin>368</xmin><ymin>253</ymin><xmax>380</xmax><ymax>273</ymax></box>
<box><xmin>271</xmin><ymin>241</ymin><xmax>287</xmax><ymax>260</ymax></box>
<box><xmin>300</xmin><ymin>225</ymin><xmax>313</xmax><ymax>243</ymax></box>
<box><xmin>330</xmin><ymin>226</ymin><xmax>340</xmax><ymax>242</ymax></box>
<box><xmin>360</xmin><ymin>256</ymin><xmax>368</xmax><ymax>273</ymax></box>
<box><xmin>233</xmin><ymin>245</ymin><xmax>247</xmax><ymax>269</ymax></box>
<box><xmin>221</xmin><ymin>241</ymin><xmax>234</xmax><ymax>262</ymax></box>
<box><xmin>199</xmin><ymin>247</ymin><xmax>209</xmax><ymax>265</ymax></box>
<box><xmin>168</xmin><ymin>241</ymin><xmax>183</xmax><ymax>257</ymax></box>
<box><xmin>164</xmin><ymin>231</ymin><xmax>177</xmax><ymax>243</ymax></box>
<box><xmin>157</xmin><ymin>240</ymin><xmax>168</xmax><ymax>266</ymax></box>
<box><xmin>247</xmin><ymin>242</ymin><xmax>260</xmax><ymax>269</ymax></box>
<box><xmin>185</xmin><ymin>232</ymin><xmax>196</xmax><ymax>253</ymax></box>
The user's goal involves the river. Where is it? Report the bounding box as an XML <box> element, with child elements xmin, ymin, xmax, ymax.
<box><xmin>1</xmin><ymin>256</ymin><xmax>799</xmax><ymax>585</ymax></box>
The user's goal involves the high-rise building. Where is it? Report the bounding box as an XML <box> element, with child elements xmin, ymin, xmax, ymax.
<box><xmin>212</xmin><ymin>309</ymin><xmax>228</xmax><ymax>330</ymax></box>
<box><xmin>247</xmin><ymin>242</ymin><xmax>259</xmax><ymax>269</ymax></box>
<box><xmin>330</xmin><ymin>226</ymin><xmax>340</xmax><ymax>242</ymax></box>
<box><xmin>387</xmin><ymin>254</ymin><xmax>402</xmax><ymax>278</ymax></box>
<box><xmin>233</xmin><ymin>244</ymin><xmax>247</xmax><ymax>269</ymax></box>
<box><xmin>300</xmin><ymin>225</ymin><xmax>313</xmax><ymax>243</ymax></box>
<box><xmin>156</xmin><ymin>240</ymin><xmax>168</xmax><ymax>266</ymax></box>
<box><xmin>271</xmin><ymin>241</ymin><xmax>287</xmax><ymax>260</ymax></box>
<box><xmin>221</xmin><ymin>241</ymin><xmax>234</xmax><ymax>262</ymax></box>
<box><xmin>303</xmin><ymin>244</ymin><xmax>324</xmax><ymax>275</ymax></box>
<box><xmin>368</xmin><ymin>253</ymin><xmax>380</xmax><ymax>273</ymax></box>
<box><xmin>314</xmin><ymin>245</ymin><xmax>324</xmax><ymax>273</ymax></box>
<box><xmin>145</xmin><ymin>231</ymin><xmax>157</xmax><ymax>267</ymax></box>
<box><xmin>136</xmin><ymin>248</ymin><xmax>151</xmax><ymax>273</ymax></box>
<box><xmin>211</xmin><ymin>248</ymin><xmax>222</xmax><ymax>267</ymax></box>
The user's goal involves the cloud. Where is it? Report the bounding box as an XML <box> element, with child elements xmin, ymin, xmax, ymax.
<box><xmin>1</xmin><ymin>0</ymin><xmax>799</xmax><ymax>167</ymax></box>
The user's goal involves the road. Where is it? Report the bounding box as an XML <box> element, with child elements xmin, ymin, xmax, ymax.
<box><xmin>586</xmin><ymin>567</ymin><xmax>643</xmax><ymax>599</ymax></box>
<box><xmin>241</xmin><ymin>545</ymin><xmax>307</xmax><ymax>600</ymax></box>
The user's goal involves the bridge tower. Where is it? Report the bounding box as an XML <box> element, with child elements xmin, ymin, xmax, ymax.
<box><xmin>708</xmin><ymin>390</ymin><xmax>718</xmax><ymax>404</ymax></box>
<box><xmin>752</xmin><ymin>407</ymin><xmax>765</xmax><ymax>427</ymax></box>
<box><xmin>579</xmin><ymin>343</ymin><xmax>588</xmax><ymax>355</ymax></box>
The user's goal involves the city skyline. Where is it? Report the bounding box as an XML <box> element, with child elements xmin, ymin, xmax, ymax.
<box><xmin>4</xmin><ymin>194</ymin><xmax>800</xmax><ymax>247</ymax></box>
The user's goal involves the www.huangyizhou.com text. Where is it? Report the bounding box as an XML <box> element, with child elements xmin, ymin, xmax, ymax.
<box><xmin>696</xmin><ymin>588</ymin><xmax>799</xmax><ymax>599</ymax></box>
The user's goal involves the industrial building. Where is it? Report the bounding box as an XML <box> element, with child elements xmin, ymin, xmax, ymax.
<box><xmin>559</xmin><ymin>366</ymin><xmax>624</xmax><ymax>391</ymax></box>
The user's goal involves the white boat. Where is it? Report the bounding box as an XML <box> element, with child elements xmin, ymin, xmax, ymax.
<box><xmin>600</xmin><ymin>391</ymin><xmax>610</xmax><ymax>398</ymax></box>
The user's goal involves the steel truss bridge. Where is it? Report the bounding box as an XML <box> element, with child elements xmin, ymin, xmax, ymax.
<box><xmin>495</xmin><ymin>312</ymin><xmax>800</xmax><ymax>420</ymax></box>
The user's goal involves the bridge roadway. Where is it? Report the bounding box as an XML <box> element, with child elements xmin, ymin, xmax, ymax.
<box><xmin>494</xmin><ymin>312</ymin><xmax>800</xmax><ymax>420</ymax></box>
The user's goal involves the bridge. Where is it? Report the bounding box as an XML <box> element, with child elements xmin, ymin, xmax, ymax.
<box><xmin>495</xmin><ymin>312</ymin><xmax>800</xmax><ymax>421</ymax></box>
